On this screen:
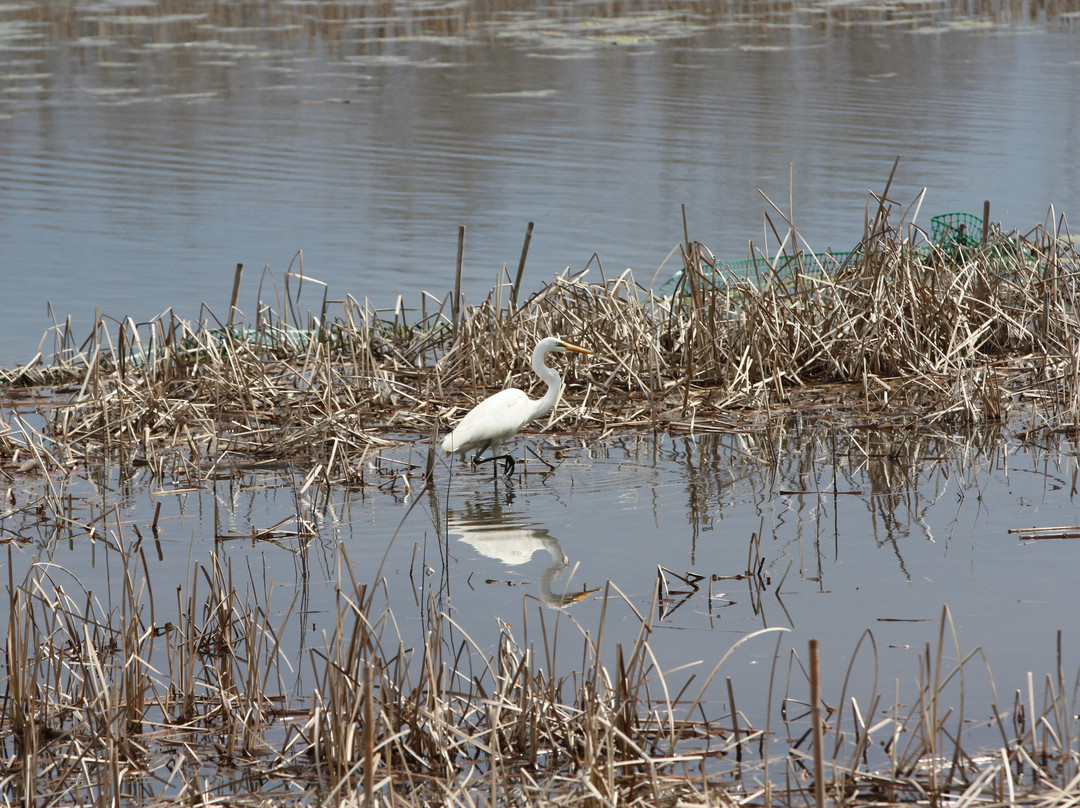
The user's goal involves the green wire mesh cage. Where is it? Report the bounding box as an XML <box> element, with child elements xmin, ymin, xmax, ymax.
<box><xmin>655</xmin><ymin>211</ymin><xmax>989</xmax><ymax>297</ymax></box>
<box><xmin>930</xmin><ymin>212</ymin><xmax>983</xmax><ymax>248</ymax></box>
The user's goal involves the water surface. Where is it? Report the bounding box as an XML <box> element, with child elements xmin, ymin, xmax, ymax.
<box><xmin>9</xmin><ymin>424</ymin><xmax>1080</xmax><ymax>756</ymax></box>
<box><xmin>3</xmin><ymin>1</ymin><xmax>1080</xmax><ymax>780</ymax></box>
<box><xmin>1</xmin><ymin>0</ymin><xmax>1078</xmax><ymax>364</ymax></box>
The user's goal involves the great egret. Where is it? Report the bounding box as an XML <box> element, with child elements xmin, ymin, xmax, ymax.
<box><xmin>441</xmin><ymin>336</ymin><xmax>592</xmax><ymax>475</ymax></box>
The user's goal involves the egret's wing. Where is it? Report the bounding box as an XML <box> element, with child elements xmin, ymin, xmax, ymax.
<box><xmin>443</xmin><ymin>388</ymin><xmax>530</xmax><ymax>453</ymax></box>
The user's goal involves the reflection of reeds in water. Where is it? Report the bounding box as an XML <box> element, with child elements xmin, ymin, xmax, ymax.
<box><xmin>448</xmin><ymin>499</ymin><xmax>599</xmax><ymax>606</ymax></box>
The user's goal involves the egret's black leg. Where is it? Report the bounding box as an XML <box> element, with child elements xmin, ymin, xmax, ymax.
<box><xmin>470</xmin><ymin>441</ymin><xmax>493</xmax><ymax>471</ymax></box>
<box><xmin>472</xmin><ymin>452</ymin><xmax>515</xmax><ymax>477</ymax></box>
<box><xmin>472</xmin><ymin>453</ymin><xmax>498</xmax><ymax>478</ymax></box>
<box><xmin>470</xmin><ymin>442</ymin><xmax>513</xmax><ymax>476</ymax></box>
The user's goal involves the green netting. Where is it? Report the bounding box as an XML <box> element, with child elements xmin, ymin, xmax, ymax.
<box><xmin>655</xmin><ymin>212</ymin><xmax>986</xmax><ymax>297</ymax></box>
<box><xmin>930</xmin><ymin>212</ymin><xmax>983</xmax><ymax>248</ymax></box>
<box><xmin>655</xmin><ymin>250</ymin><xmax>853</xmax><ymax>297</ymax></box>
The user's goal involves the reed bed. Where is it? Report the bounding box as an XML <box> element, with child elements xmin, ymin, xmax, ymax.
<box><xmin>3</xmin><ymin>179</ymin><xmax>1080</xmax><ymax>805</ymax></box>
<box><xmin>5</xmin><ymin>526</ymin><xmax>1080</xmax><ymax>808</ymax></box>
<box><xmin>1</xmin><ymin>185</ymin><xmax>1078</xmax><ymax>490</ymax></box>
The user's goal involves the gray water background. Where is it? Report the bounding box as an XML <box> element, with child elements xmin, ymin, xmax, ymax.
<box><xmin>1</xmin><ymin>0</ymin><xmax>1078</xmax><ymax>365</ymax></box>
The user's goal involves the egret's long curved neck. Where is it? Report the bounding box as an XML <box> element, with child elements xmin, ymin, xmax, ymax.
<box><xmin>526</xmin><ymin>343</ymin><xmax>564</xmax><ymax>423</ymax></box>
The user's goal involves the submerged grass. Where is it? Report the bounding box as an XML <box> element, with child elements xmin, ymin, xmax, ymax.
<box><xmin>3</xmin><ymin>174</ymin><xmax>1080</xmax><ymax>805</ymax></box>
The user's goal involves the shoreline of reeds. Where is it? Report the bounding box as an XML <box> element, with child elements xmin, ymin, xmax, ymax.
<box><xmin>1</xmin><ymin>179</ymin><xmax>1079</xmax><ymax>486</ymax></box>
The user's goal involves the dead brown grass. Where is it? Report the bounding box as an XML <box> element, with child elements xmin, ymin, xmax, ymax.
<box><xmin>1</xmin><ymin>181</ymin><xmax>1076</xmax><ymax>488</ymax></box>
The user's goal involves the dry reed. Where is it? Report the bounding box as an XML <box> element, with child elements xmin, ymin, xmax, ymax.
<box><xmin>5</xmin><ymin>526</ymin><xmax>1080</xmax><ymax>807</ymax></box>
<box><xmin>1</xmin><ymin>180</ymin><xmax>1076</xmax><ymax>493</ymax></box>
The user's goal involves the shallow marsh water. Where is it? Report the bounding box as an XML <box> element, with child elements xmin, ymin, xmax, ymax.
<box><xmin>8</xmin><ymin>422</ymin><xmax>1080</xmax><ymax>763</ymax></box>
<box><xmin>3</xmin><ymin>1</ymin><xmax>1080</xmax><ymax>790</ymax></box>
<box><xmin>1</xmin><ymin>0</ymin><xmax>1079</xmax><ymax>365</ymax></box>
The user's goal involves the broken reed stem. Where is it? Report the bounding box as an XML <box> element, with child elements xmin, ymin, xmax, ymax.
<box><xmin>511</xmin><ymin>220</ymin><xmax>534</xmax><ymax>311</ymax></box>
<box><xmin>363</xmin><ymin>662</ymin><xmax>375</xmax><ymax>807</ymax></box>
<box><xmin>229</xmin><ymin>262</ymin><xmax>244</xmax><ymax>326</ymax></box>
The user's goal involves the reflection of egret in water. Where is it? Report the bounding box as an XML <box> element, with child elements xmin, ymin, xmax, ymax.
<box><xmin>448</xmin><ymin>503</ymin><xmax>598</xmax><ymax>607</ymax></box>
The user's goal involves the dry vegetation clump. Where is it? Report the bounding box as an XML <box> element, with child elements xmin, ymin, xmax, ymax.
<box><xmin>659</xmin><ymin>194</ymin><xmax>1080</xmax><ymax>429</ymax></box>
<box><xmin>2</xmin><ymin>185</ymin><xmax>1075</xmax><ymax>485</ymax></box>
<box><xmin>0</xmin><ymin>181</ymin><xmax>1072</xmax><ymax>496</ymax></box>
<box><xmin>0</xmin><ymin>187</ymin><xmax>1071</xmax><ymax>492</ymax></box>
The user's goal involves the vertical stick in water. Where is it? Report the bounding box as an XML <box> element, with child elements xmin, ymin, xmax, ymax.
<box><xmin>810</xmin><ymin>638</ymin><xmax>826</xmax><ymax>808</ymax></box>
<box><xmin>681</xmin><ymin>203</ymin><xmax>690</xmax><ymax>253</ymax></box>
<box><xmin>364</xmin><ymin>663</ymin><xmax>374</xmax><ymax>806</ymax></box>
<box><xmin>453</xmin><ymin>225</ymin><xmax>466</xmax><ymax>341</ymax></box>
<box><xmin>511</xmin><ymin>221</ymin><xmax>535</xmax><ymax>311</ymax></box>
<box><xmin>229</xmin><ymin>263</ymin><xmax>244</xmax><ymax>327</ymax></box>
<box><xmin>981</xmin><ymin>200</ymin><xmax>990</xmax><ymax>247</ymax></box>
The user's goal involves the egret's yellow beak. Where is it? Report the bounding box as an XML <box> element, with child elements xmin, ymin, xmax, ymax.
<box><xmin>560</xmin><ymin>341</ymin><xmax>592</xmax><ymax>355</ymax></box>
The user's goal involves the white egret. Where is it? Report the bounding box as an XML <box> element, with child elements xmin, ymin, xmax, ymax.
<box><xmin>441</xmin><ymin>336</ymin><xmax>592</xmax><ymax>475</ymax></box>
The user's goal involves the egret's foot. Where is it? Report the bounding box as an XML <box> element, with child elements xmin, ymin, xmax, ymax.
<box><xmin>472</xmin><ymin>453</ymin><xmax>515</xmax><ymax>477</ymax></box>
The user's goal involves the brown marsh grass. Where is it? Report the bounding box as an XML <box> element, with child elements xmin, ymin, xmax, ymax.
<box><xmin>3</xmin><ymin>178</ymin><xmax>1080</xmax><ymax>805</ymax></box>
<box><xmin>6</xmin><ymin>525</ymin><xmax>1080</xmax><ymax>808</ymax></box>
<box><xmin>1</xmin><ymin>182</ymin><xmax>1078</xmax><ymax>488</ymax></box>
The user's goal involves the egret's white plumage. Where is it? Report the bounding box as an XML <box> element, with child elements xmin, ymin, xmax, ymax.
<box><xmin>441</xmin><ymin>336</ymin><xmax>591</xmax><ymax>475</ymax></box>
